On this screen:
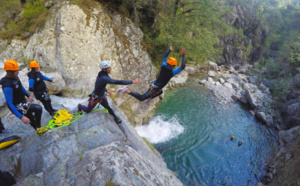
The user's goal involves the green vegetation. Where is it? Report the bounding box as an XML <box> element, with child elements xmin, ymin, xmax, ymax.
<box><xmin>151</xmin><ymin>0</ymin><xmax>230</xmax><ymax>65</ymax></box>
<box><xmin>142</xmin><ymin>137</ymin><xmax>156</xmax><ymax>154</ymax></box>
<box><xmin>134</xmin><ymin>168</ymin><xmax>139</xmax><ymax>176</ymax></box>
<box><xmin>77</xmin><ymin>152</ymin><xmax>84</xmax><ymax>161</ymax></box>
<box><xmin>98</xmin><ymin>0</ymin><xmax>230</xmax><ymax>66</ymax></box>
<box><xmin>271</xmin><ymin>78</ymin><xmax>291</xmax><ymax>102</ymax></box>
<box><xmin>0</xmin><ymin>0</ymin><xmax>50</xmax><ymax>41</ymax></box>
<box><xmin>105</xmin><ymin>180</ymin><xmax>117</xmax><ymax>186</ymax></box>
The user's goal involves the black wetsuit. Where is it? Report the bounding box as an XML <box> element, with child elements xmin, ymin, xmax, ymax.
<box><xmin>0</xmin><ymin>76</ymin><xmax>42</xmax><ymax>130</ymax></box>
<box><xmin>129</xmin><ymin>50</ymin><xmax>186</xmax><ymax>101</ymax></box>
<box><xmin>79</xmin><ymin>71</ymin><xmax>133</xmax><ymax>120</ymax></box>
<box><xmin>28</xmin><ymin>71</ymin><xmax>56</xmax><ymax>115</ymax></box>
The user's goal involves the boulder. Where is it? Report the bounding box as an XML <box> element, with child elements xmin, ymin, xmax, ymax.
<box><xmin>280</xmin><ymin>99</ymin><xmax>300</xmax><ymax>129</ymax></box>
<box><xmin>219</xmin><ymin>78</ymin><xmax>225</xmax><ymax>84</ymax></box>
<box><xmin>292</xmin><ymin>73</ymin><xmax>300</xmax><ymax>88</ymax></box>
<box><xmin>199</xmin><ymin>79</ymin><xmax>206</xmax><ymax>84</ymax></box>
<box><xmin>224</xmin><ymin>82</ymin><xmax>233</xmax><ymax>89</ymax></box>
<box><xmin>43</xmin><ymin>72</ymin><xmax>66</xmax><ymax>94</ymax></box>
<box><xmin>244</xmin><ymin>88</ymin><xmax>257</xmax><ymax>108</ymax></box>
<box><xmin>255</xmin><ymin>112</ymin><xmax>266</xmax><ymax>123</ymax></box>
<box><xmin>208</xmin><ymin>70</ymin><xmax>216</xmax><ymax>77</ymax></box>
<box><xmin>208</xmin><ymin>61</ymin><xmax>218</xmax><ymax>71</ymax></box>
<box><xmin>184</xmin><ymin>66</ymin><xmax>196</xmax><ymax>75</ymax></box>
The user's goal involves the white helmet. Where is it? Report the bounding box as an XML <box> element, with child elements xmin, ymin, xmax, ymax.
<box><xmin>100</xmin><ymin>61</ymin><xmax>111</xmax><ymax>69</ymax></box>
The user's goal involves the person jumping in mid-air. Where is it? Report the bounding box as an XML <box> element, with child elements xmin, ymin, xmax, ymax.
<box><xmin>78</xmin><ymin>60</ymin><xmax>141</xmax><ymax>123</ymax></box>
<box><xmin>116</xmin><ymin>44</ymin><xmax>186</xmax><ymax>103</ymax></box>
<box><xmin>28</xmin><ymin>61</ymin><xmax>57</xmax><ymax>116</ymax></box>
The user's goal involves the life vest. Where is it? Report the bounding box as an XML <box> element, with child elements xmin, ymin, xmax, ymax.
<box><xmin>155</xmin><ymin>65</ymin><xmax>173</xmax><ymax>89</ymax></box>
<box><xmin>0</xmin><ymin>77</ymin><xmax>27</xmax><ymax>105</ymax></box>
<box><xmin>28</xmin><ymin>71</ymin><xmax>47</xmax><ymax>92</ymax></box>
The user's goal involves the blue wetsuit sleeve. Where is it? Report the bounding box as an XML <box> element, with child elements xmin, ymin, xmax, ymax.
<box><xmin>172</xmin><ymin>56</ymin><xmax>186</xmax><ymax>76</ymax></box>
<box><xmin>22</xmin><ymin>85</ymin><xmax>30</xmax><ymax>97</ymax></box>
<box><xmin>3</xmin><ymin>87</ymin><xmax>23</xmax><ymax>119</ymax></box>
<box><xmin>104</xmin><ymin>76</ymin><xmax>132</xmax><ymax>85</ymax></box>
<box><xmin>29</xmin><ymin>79</ymin><xmax>34</xmax><ymax>91</ymax></box>
<box><xmin>41</xmin><ymin>73</ymin><xmax>53</xmax><ymax>82</ymax></box>
<box><xmin>173</xmin><ymin>67</ymin><xmax>182</xmax><ymax>76</ymax></box>
<box><xmin>162</xmin><ymin>50</ymin><xmax>171</xmax><ymax>66</ymax></box>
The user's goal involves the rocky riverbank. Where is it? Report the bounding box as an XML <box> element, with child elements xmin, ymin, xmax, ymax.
<box><xmin>197</xmin><ymin>61</ymin><xmax>300</xmax><ymax>185</ymax></box>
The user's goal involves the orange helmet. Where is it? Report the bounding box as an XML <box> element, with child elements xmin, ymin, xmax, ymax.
<box><xmin>29</xmin><ymin>61</ymin><xmax>39</xmax><ymax>68</ymax></box>
<box><xmin>167</xmin><ymin>57</ymin><xmax>177</xmax><ymax>66</ymax></box>
<box><xmin>4</xmin><ymin>59</ymin><xmax>19</xmax><ymax>71</ymax></box>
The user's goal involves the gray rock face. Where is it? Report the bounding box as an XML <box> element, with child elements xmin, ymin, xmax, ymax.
<box><xmin>280</xmin><ymin>99</ymin><xmax>300</xmax><ymax>129</ymax></box>
<box><xmin>0</xmin><ymin>2</ymin><xmax>187</xmax><ymax>125</ymax></box>
<box><xmin>0</xmin><ymin>98</ymin><xmax>182</xmax><ymax>185</ymax></box>
<box><xmin>43</xmin><ymin>72</ymin><xmax>66</xmax><ymax>94</ymax></box>
<box><xmin>292</xmin><ymin>73</ymin><xmax>300</xmax><ymax>88</ymax></box>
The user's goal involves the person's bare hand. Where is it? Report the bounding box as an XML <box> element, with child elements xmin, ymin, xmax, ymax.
<box><xmin>21</xmin><ymin>116</ymin><xmax>30</xmax><ymax>124</ymax></box>
<box><xmin>169</xmin><ymin>44</ymin><xmax>172</xmax><ymax>51</ymax></box>
<box><xmin>28</xmin><ymin>96</ymin><xmax>34</xmax><ymax>103</ymax></box>
<box><xmin>52</xmin><ymin>80</ymin><xmax>56</xmax><ymax>83</ymax></box>
<box><xmin>133</xmin><ymin>78</ymin><xmax>141</xmax><ymax>84</ymax></box>
<box><xmin>106</xmin><ymin>90</ymin><xmax>112</xmax><ymax>95</ymax></box>
<box><xmin>181</xmin><ymin>48</ymin><xmax>186</xmax><ymax>56</ymax></box>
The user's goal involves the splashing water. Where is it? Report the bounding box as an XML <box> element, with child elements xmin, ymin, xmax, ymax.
<box><xmin>135</xmin><ymin>115</ymin><xmax>184</xmax><ymax>144</ymax></box>
<box><xmin>51</xmin><ymin>95</ymin><xmax>88</xmax><ymax>110</ymax></box>
<box><xmin>135</xmin><ymin>80</ymin><xmax>276</xmax><ymax>185</ymax></box>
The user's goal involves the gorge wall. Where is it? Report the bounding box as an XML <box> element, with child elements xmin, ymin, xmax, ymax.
<box><xmin>0</xmin><ymin>1</ymin><xmax>162</xmax><ymax>125</ymax></box>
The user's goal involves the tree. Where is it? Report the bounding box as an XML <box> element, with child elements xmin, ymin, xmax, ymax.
<box><xmin>153</xmin><ymin>0</ymin><xmax>229</xmax><ymax>64</ymax></box>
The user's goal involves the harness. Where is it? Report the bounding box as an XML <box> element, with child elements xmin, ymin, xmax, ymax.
<box><xmin>89</xmin><ymin>92</ymin><xmax>104</xmax><ymax>106</ymax></box>
<box><xmin>16</xmin><ymin>101</ymin><xmax>32</xmax><ymax>115</ymax></box>
<box><xmin>41</xmin><ymin>89</ymin><xmax>50</xmax><ymax>100</ymax></box>
<box><xmin>148</xmin><ymin>81</ymin><xmax>162</xmax><ymax>97</ymax></box>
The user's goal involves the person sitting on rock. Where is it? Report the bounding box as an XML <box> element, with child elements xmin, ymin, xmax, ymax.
<box><xmin>0</xmin><ymin>118</ymin><xmax>13</xmax><ymax>139</ymax></box>
<box><xmin>28</xmin><ymin>61</ymin><xmax>57</xmax><ymax>116</ymax></box>
<box><xmin>0</xmin><ymin>59</ymin><xmax>47</xmax><ymax>136</ymax></box>
<box><xmin>78</xmin><ymin>60</ymin><xmax>141</xmax><ymax>124</ymax></box>
<box><xmin>116</xmin><ymin>44</ymin><xmax>186</xmax><ymax>104</ymax></box>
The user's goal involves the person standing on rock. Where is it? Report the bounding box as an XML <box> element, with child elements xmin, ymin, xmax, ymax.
<box><xmin>0</xmin><ymin>59</ymin><xmax>47</xmax><ymax>136</ymax></box>
<box><xmin>27</xmin><ymin>61</ymin><xmax>57</xmax><ymax>116</ymax></box>
<box><xmin>116</xmin><ymin>44</ymin><xmax>186</xmax><ymax>104</ymax></box>
<box><xmin>78</xmin><ymin>60</ymin><xmax>141</xmax><ymax>123</ymax></box>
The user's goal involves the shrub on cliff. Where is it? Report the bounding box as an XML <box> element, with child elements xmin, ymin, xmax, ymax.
<box><xmin>0</xmin><ymin>0</ymin><xmax>50</xmax><ymax>42</ymax></box>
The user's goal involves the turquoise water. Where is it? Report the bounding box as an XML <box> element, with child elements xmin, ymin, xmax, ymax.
<box><xmin>136</xmin><ymin>80</ymin><xmax>277</xmax><ymax>185</ymax></box>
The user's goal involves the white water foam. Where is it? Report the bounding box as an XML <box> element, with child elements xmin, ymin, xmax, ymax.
<box><xmin>51</xmin><ymin>95</ymin><xmax>88</xmax><ymax>110</ymax></box>
<box><xmin>135</xmin><ymin>115</ymin><xmax>184</xmax><ymax>144</ymax></box>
